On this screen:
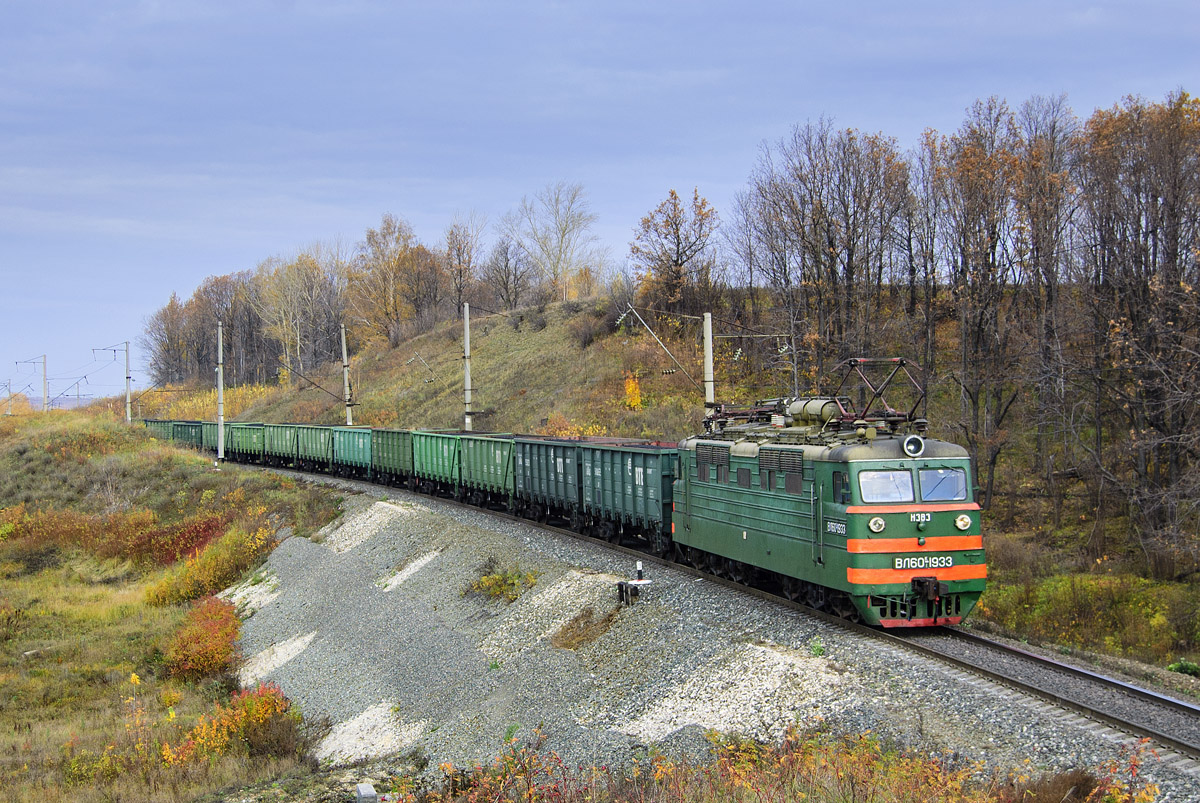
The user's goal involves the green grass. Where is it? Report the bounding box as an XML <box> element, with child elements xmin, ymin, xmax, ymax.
<box><xmin>469</xmin><ymin>556</ymin><xmax>541</xmax><ymax>603</ymax></box>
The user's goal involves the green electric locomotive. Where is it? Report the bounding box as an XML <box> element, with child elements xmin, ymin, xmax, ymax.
<box><xmin>671</xmin><ymin>359</ymin><xmax>986</xmax><ymax>627</ymax></box>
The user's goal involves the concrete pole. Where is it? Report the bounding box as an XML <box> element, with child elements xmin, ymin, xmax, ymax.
<box><xmin>3</xmin><ymin>380</ymin><xmax>10</xmax><ymax>416</ymax></box>
<box><xmin>42</xmin><ymin>355</ymin><xmax>48</xmax><ymax>412</ymax></box>
<box><xmin>341</xmin><ymin>323</ymin><xmax>353</xmax><ymax>426</ymax></box>
<box><xmin>463</xmin><ymin>303</ymin><xmax>472</xmax><ymax>432</ymax></box>
<box><xmin>124</xmin><ymin>341</ymin><xmax>132</xmax><ymax>423</ymax></box>
<box><xmin>703</xmin><ymin>312</ymin><xmax>715</xmax><ymax>411</ymax></box>
<box><xmin>216</xmin><ymin>321</ymin><xmax>225</xmax><ymax>463</ymax></box>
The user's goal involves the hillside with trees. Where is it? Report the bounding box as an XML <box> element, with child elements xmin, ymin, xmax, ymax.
<box><xmin>137</xmin><ymin>91</ymin><xmax>1200</xmax><ymax>665</ymax></box>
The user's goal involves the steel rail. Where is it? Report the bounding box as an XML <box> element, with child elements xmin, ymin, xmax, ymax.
<box><xmin>885</xmin><ymin>632</ymin><xmax>1200</xmax><ymax>761</ymax></box>
<box><xmin>940</xmin><ymin>627</ymin><xmax>1200</xmax><ymax>719</ymax></box>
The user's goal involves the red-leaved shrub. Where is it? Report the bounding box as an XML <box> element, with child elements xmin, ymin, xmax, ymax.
<box><xmin>164</xmin><ymin>596</ymin><xmax>240</xmax><ymax>681</ymax></box>
<box><xmin>123</xmin><ymin>512</ymin><xmax>234</xmax><ymax>566</ymax></box>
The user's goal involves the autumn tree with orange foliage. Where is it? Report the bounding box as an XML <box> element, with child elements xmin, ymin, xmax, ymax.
<box><xmin>631</xmin><ymin>188</ymin><xmax>720</xmax><ymax>317</ymax></box>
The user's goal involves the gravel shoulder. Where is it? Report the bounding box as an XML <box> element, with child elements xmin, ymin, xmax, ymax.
<box><xmin>223</xmin><ymin>476</ymin><xmax>1200</xmax><ymax>802</ymax></box>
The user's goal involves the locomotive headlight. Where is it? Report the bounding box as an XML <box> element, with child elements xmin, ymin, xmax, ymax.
<box><xmin>868</xmin><ymin>516</ymin><xmax>886</xmax><ymax>533</ymax></box>
<box><xmin>955</xmin><ymin>514</ymin><xmax>972</xmax><ymax>531</ymax></box>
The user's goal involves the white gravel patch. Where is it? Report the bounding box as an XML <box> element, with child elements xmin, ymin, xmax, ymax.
<box><xmin>480</xmin><ymin>569</ymin><xmax>621</xmax><ymax>657</ymax></box>
<box><xmin>621</xmin><ymin>641</ymin><xmax>846</xmax><ymax>743</ymax></box>
<box><xmin>239</xmin><ymin>630</ymin><xmax>318</xmax><ymax>685</ymax></box>
<box><xmin>219</xmin><ymin>569</ymin><xmax>281</xmax><ymax>617</ymax></box>
<box><xmin>319</xmin><ymin>499</ymin><xmax>420</xmax><ymax>553</ymax></box>
<box><xmin>381</xmin><ymin>550</ymin><xmax>442</xmax><ymax>591</ymax></box>
<box><xmin>314</xmin><ymin>701</ymin><xmax>427</xmax><ymax>765</ymax></box>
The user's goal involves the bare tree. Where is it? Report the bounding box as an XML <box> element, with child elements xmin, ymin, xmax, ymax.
<box><xmin>1013</xmin><ymin>95</ymin><xmax>1077</xmax><ymax>512</ymax></box>
<box><xmin>445</xmin><ymin>212</ymin><xmax>487</xmax><ymax>318</ymax></box>
<box><xmin>141</xmin><ymin>292</ymin><xmax>189</xmax><ymax>386</ymax></box>
<box><xmin>731</xmin><ymin>122</ymin><xmax>911</xmax><ymax>393</ymax></box>
<box><xmin>734</xmin><ymin>156</ymin><xmax>811</xmax><ymax>395</ymax></box>
<box><xmin>482</xmin><ymin>236</ymin><xmax>535</xmax><ymax>310</ymax></box>
<box><xmin>901</xmin><ymin>130</ymin><xmax>946</xmax><ymax>377</ymax></box>
<box><xmin>502</xmin><ymin>181</ymin><xmax>605</xmax><ymax>300</ymax></box>
<box><xmin>407</xmin><ymin>243</ymin><xmax>446</xmax><ymax>330</ymax></box>
<box><xmin>940</xmin><ymin>97</ymin><xmax>1027</xmax><ymax>509</ymax></box>
<box><xmin>1072</xmin><ymin>91</ymin><xmax>1200</xmax><ymax>572</ymax></box>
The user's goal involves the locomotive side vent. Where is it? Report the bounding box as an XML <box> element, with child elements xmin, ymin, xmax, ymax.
<box><xmin>760</xmin><ymin>447</ymin><xmax>802</xmax><ymax>474</ymax></box>
<box><xmin>696</xmin><ymin>443</ymin><xmax>730</xmax><ymax>466</ymax></box>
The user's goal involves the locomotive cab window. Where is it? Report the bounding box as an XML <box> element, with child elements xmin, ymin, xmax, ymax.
<box><xmin>832</xmin><ymin>471</ymin><xmax>852</xmax><ymax>504</ymax></box>
<box><xmin>918</xmin><ymin>467</ymin><xmax>968</xmax><ymax>501</ymax></box>
<box><xmin>858</xmin><ymin>469</ymin><xmax>915</xmax><ymax>503</ymax></box>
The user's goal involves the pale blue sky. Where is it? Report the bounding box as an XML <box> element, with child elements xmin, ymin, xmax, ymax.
<box><xmin>1</xmin><ymin>1</ymin><xmax>1196</xmax><ymax>402</ymax></box>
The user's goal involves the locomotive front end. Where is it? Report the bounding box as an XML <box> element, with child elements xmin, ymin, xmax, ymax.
<box><xmin>840</xmin><ymin>443</ymin><xmax>987</xmax><ymax>626</ymax></box>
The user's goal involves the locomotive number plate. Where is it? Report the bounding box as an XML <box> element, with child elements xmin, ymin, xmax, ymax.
<box><xmin>894</xmin><ymin>555</ymin><xmax>953</xmax><ymax>569</ymax></box>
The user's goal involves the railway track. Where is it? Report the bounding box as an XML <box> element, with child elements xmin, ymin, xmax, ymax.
<box><xmin>894</xmin><ymin>627</ymin><xmax>1200</xmax><ymax>766</ymax></box>
<box><xmin>270</xmin><ymin>467</ymin><xmax>1200</xmax><ymax>773</ymax></box>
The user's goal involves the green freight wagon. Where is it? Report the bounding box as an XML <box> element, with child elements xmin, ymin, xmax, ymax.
<box><xmin>227</xmin><ymin>423</ymin><xmax>265</xmax><ymax>463</ymax></box>
<box><xmin>144</xmin><ymin>419</ymin><xmax>173</xmax><ymax>440</ymax></box>
<box><xmin>171</xmin><ymin>421</ymin><xmax>203</xmax><ymax>448</ymax></box>
<box><xmin>332</xmin><ymin>427</ymin><xmax>372</xmax><ymax>478</ymax></box>
<box><xmin>513</xmin><ymin>437</ymin><xmax>580</xmax><ymax>522</ymax></box>
<box><xmin>460</xmin><ymin>433</ymin><xmax>515</xmax><ymax>506</ymax></box>
<box><xmin>201</xmin><ymin>421</ymin><xmax>219</xmax><ymax>452</ymax></box>
<box><xmin>207</xmin><ymin>422</ymin><xmax>233</xmax><ymax>456</ymax></box>
<box><xmin>371</xmin><ymin>428</ymin><xmax>414</xmax><ymax>487</ymax></box>
<box><xmin>295</xmin><ymin>425</ymin><xmax>333</xmax><ymax>472</ymax></box>
<box><xmin>411</xmin><ymin>431</ymin><xmax>464</xmax><ymax>494</ymax></box>
<box><xmin>264</xmin><ymin>424</ymin><xmax>299</xmax><ymax>467</ymax></box>
<box><xmin>579</xmin><ymin>442</ymin><xmax>676</xmax><ymax>553</ymax></box>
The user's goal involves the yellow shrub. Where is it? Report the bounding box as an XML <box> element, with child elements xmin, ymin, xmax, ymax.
<box><xmin>138</xmin><ymin>384</ymin><xmax>280</xmax><ymax>422</ymax></box>
<box><xmin>146</xmin><ymin>525</ymin><xmax>276</xmax><ymax>606</ymax></box>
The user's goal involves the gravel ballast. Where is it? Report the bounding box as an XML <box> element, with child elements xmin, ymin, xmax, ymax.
<box><xmin>226</xmin><ymin>482</ymin><xmax>1200</xmax><ymax>801</ymax></box>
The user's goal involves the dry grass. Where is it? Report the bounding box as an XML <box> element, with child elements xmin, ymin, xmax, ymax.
<box><xmin>550</xmin><ymin>605</ymin><xmax>619</xmax><ymax>650</ymax></box>
<box><xmin>134</xmin><ymin>383</ymin><xmax>282</xmax><ymax>422</ymax></box>
<box><xmin>0</xmin><ymin>412</ymin><xmax>340</xmax><ymax>801</ymax></box>
<box><xmin>217</xmin><ymin>301</ymin><xmax>707</xmax><ymax>438</ymax></box>
<box><xmin>416</xmin><ymin>727</ymin><xmax>1159</xmax><ymax>803</ymax></box>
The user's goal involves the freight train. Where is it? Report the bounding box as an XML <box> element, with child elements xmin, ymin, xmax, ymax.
<box><xmin>144</xmin><ymin>360</ymin><xmax>985</xmax><ymax>627</ymax></box>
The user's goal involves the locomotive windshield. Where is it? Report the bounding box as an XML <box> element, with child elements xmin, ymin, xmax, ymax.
<box><xmin>858</xmin><ymin>467</ymin><xmax>970</xmax><ymax>503</ymax></box>
<box><xmin>858</xmin><ymin>470</ymin><xmax>915</xmax><ymax>503</ymax></box>
<box><xmin>918</xmin><ymin>467</ymin><xmax>968</xmax><ymax>501</ymax></box>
